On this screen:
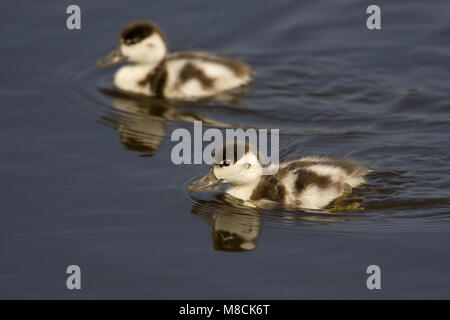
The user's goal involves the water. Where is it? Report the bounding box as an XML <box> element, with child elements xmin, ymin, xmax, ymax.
<box><xmin>1</xmin><ymin>0</ymin><xmax>450</xmax><ymax>298</ymax></box>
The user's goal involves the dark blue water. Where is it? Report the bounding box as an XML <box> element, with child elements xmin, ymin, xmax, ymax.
<box><xmin>1</xmin><ymin>0</ymin><xmax>450</xmax><ymax>298</ymax></box>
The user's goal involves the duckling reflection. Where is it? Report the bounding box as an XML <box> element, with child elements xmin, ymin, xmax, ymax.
<box><xmin>99</xmin><ymin>89</ymin><xmax>232</xmax><ymax>156</ymax></box>
<box><xmin>191</xmin><ymin>195</ymin><xmax>262</xmax><ymax>252</ymax></box>
<box><xmin>191</xmin><ymin>193</ymin><xmax>371</xmax><ymax>252</ymax></box>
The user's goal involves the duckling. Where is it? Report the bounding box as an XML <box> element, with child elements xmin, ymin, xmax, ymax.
<box><xmin>98</xmin><ymin>21</ymin><xmax>252</xmax><ymax>99</ymax></box>
<box><xmin>189</xmin><ymin>141</ymin><xmax>371</xmax><ymax>210</ymax></box>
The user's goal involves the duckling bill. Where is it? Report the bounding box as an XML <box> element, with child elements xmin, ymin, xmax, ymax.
<box><xmin>189</xmin><ymin>141</ymin><xmax>372</xmax><ymax>210</ymax></box>
<box><xmin>98</xmin><ymin>21</ymin><xmax>252</xmax><ymax>99</ymax></box>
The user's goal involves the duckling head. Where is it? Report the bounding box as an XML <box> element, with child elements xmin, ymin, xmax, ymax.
<box><xmin>189</xmin><ymin>141</ymin><xmax>263</xmax><ymax>192</ymax></box>
<box><xmin>98</xmin><ymin>21</ymin><xmax>167</xmax><ymax>67</ymax></box>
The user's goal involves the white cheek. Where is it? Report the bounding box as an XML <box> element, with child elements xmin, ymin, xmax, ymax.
<box><xmin>214</xmin><ymin>165</ymin><xmax>238</xmax><ymax>181</ymax></box>
<box><xmin>229</xmin><ymin>165</ymin><xmax>245</xmax><ymax>177</ymax></box>
<box><xmin>121</xmin><ymin>43</ymin><xmax>148</xmax><ymax>59</ymax></box>
<box><xmin>121</xmin><ymin>35</ymin><xmax>166</xmax><ymax>63</ymax></box>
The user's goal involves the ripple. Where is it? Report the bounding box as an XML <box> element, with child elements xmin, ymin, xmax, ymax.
<box><xmin>181</xmin><ymin>166</ymin><xmax>450</xmax><ymax>236</ymax></box>
<box><xmin>55</xmin><ymin>48</ymin><xmax>450</xmax><ymax>238</ymax></box>
<box><xmin>53</xmin><ymin>58</ymin><xmax>116</xmax><ymax>120</ymax></box>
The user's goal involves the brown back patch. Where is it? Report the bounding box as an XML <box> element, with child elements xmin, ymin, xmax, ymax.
<box><xmin>137</xmin><ymin>61</ymin><xmax>168</xmax><ymax>98</ymax></box>
<box><xmin>294</xmin><ymin>169</ymin><xmax>333</xmax><ymax>193</ymax></box>
<box><xmin>168</xmin><ymin>51</ymin><xmax>251</xmax><ymax>77</ymax></box>
<box><xmin>283</xmin><ymin>157</ymin><xmax>365</xmax><ymax>176</ymax></box>
<box><xmin>150</xmin><ymin>62</ymin><xmax>168</xmax><ymax>98</ymax></box>
<box><xmin>179</xmin><ymin>63</ymin><xmax>214</xmax><ymax>88</ymax></box>
<box><xmin>250</xmin><ymin>175</ymin><xmax>286</xmax><ymax>202</ymax></box>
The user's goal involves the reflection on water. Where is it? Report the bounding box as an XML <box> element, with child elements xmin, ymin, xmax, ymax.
<box><xmin>190</xmin><ymin>193</ymin><xmax>368</xmax><ymax>252</ymax></box>
<box><xmin>191</xmin><ymin>195</ymin><xmax>262</xmax><ymax>252</ymax></box>
<box><xmin>4</xmin><ymin>0</ymin><xmax>450</xmax><ymax>298</ymax></box>
<box><xmin>99</xmin><ymin>89</ymin><xmax>234</xmax><ymax>156</ymax></box>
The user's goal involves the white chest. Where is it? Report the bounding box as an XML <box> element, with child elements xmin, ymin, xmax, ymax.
<box><xmin>114</xmin><ymin>65</ymin><xmax>154</xmax><ymax>95</ymax></box>
<box><xmin>226</xmin><ymin>182</ymin><xmax>259</xmax><ymax>201</ymax></box>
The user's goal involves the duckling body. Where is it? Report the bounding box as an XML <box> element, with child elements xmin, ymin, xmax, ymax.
<box><xmin>243</xmin><ymin>156</ymin><xmax>368</xmax><ymax>209</ymax></box>
<box><xmin>189</xmin><ymin>142</ymin><xmax>371</xmax><ymax>210</ymax></box>
<box><xmin>99</xmin><ymin>21</ymin><xmax>251</xmax><ymax>99</ymax></box>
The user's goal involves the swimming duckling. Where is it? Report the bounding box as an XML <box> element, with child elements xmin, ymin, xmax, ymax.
<box><xmin>98</xmin><ymin>21</ymin><xmax>252</xmax><ymax>99</ymax></box>
<box><xmin>189</xmin><ymin>141</ymin><xmax>371</xmax><ymax>210</ymax></box>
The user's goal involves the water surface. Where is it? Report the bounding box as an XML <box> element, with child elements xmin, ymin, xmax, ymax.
<box><xmin>1</xmin><ymin>0</ymin><xmax>450</xmax><ymax>298</ymax></box>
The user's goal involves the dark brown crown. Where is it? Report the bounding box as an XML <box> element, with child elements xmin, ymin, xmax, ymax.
<box><xmin>211</xmin><ymin>140</ymin><xmax>255</xmax><ymax>164</ymax></box>
<box><xmin>120</xmin><ymin>21</ymin><xmax>166</xmax><ymax>45</ymax></box>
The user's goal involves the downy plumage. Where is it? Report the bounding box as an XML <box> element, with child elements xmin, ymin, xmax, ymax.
<box><xmin>189</xmin><ymin>141</ymin><xmax>371</xmax><ymax>210</ymax></box>
<box><xmin>98</xmin><ymin>21</ymin><xmax>252</xmax><ymax>99</ymax></box>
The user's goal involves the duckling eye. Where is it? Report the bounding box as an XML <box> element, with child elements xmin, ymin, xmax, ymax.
<box><xmin>125</xmin><ymin>37</ymin><xmax>140</xmax><ymax>45</ymax></box>
<box><xmin>215</xmin><ymin>160</ymin><xmax>231</xmax><ymax>168</ymax></box>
